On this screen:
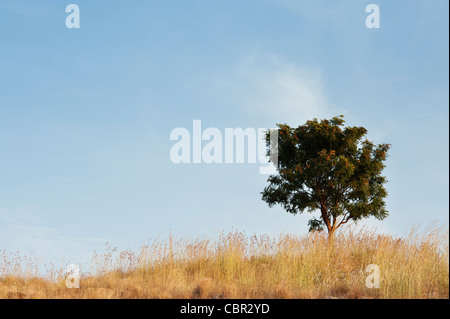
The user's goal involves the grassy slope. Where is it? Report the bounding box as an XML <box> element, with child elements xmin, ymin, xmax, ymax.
<box><xmin>0</xmin><ymin>224</ymin><xmax>448</xmax><ymax>299</ymax></box>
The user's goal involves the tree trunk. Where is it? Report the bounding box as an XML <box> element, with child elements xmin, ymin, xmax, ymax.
<box><xmin>327</xmin><ymin>229</ymin><xmax>335</xmax><ymax>247</ymax></box>
<box><xmin>320</xmin><ymin>199</ymin><xmax>335</xmax><ymax>246</ymax></box>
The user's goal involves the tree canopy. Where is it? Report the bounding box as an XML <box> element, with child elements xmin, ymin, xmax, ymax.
<box><xmin>261</xmin><ymin>115</ymin><xmax>391</xmax><ymax>239</ymax></box>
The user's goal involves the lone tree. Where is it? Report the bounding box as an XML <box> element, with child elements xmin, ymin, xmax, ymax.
<box><xmin>261</xmin><ymin>115</ymin><xmax>390</xmax><ymax>241</ymax></box>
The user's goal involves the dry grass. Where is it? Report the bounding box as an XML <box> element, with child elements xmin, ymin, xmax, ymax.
<box><xmin>0</xmin><ymin>223</ymin><xmax>448</xmax><ymax>299</ymax></box>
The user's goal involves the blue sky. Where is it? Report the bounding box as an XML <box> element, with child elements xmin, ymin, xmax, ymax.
<box><xmin>0</xmin><ymin>0</ymin><xmax>448</xmax><ymax>267</ymax></box>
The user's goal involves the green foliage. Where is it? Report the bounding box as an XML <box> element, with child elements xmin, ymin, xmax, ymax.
<box><xmin>261</xmin><ymin>115</ymin><xmax>391</xmax><ymax>236</ymax></box>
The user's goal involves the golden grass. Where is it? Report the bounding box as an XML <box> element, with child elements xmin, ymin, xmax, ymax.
<box><xmin>0</xmin><ymin>223</ymin><xmax>448</xmax><ymax>299</ymax></box>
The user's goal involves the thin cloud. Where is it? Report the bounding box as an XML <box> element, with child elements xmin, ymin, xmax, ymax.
<box><xmin>223</xmin><ymin>52</ymin><xmax>340</xmax><ymax>125</ymax></box>
<box><xmin>0</xmin><ymin>206</ymin><xmax>107</xmax><ymax>269</ymax></box>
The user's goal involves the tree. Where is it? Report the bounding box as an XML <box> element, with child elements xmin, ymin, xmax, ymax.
<box><xmin>261</xmin><ymin>115</ymin><xmax>390</xmax><ymax>241</ymax></box>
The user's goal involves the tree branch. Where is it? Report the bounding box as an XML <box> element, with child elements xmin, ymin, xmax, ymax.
<box><xmin>336</xmin><ymin>212</ymin><xmax>352</xmax><ymax>229</ymax></box>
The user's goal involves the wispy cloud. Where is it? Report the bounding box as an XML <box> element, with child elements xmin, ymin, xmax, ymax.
<box><xmin>0</xmin><ymin>206</ymin><xmax>107</xmax><ymax>269</ymax></box>
<box><xmin>222</xmin><ymin>52</ymin><xmax>340</xmax><ymax>125</ymax></box>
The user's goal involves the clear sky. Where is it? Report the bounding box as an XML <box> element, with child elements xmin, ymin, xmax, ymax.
<box><xmin>0</xmin><ymin>0</ymin><xmax>448</xmax><ymax>267</ymax></box>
